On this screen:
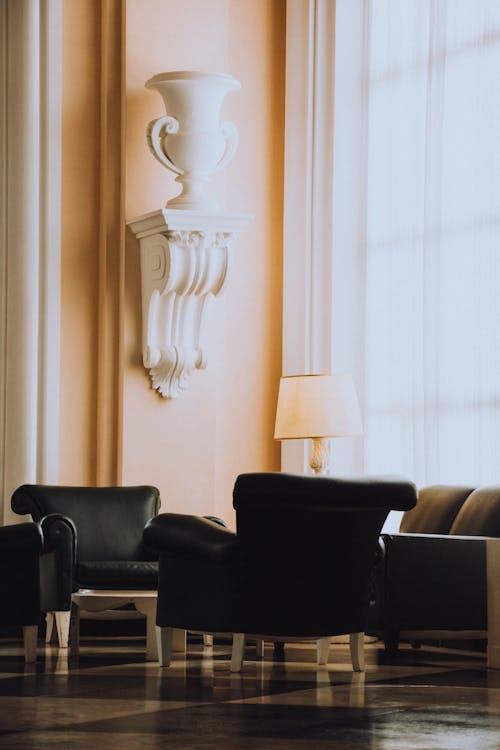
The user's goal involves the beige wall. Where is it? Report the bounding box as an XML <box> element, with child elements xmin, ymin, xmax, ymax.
<box><xmin>61</xmin><ymin>0</ymin><xmax>285</xmax><ymax>525</ymax></box>
<box><xmin>60</xmin><ymin>0</ymin><xmax>101</xmax><ymax>484</ymax></box>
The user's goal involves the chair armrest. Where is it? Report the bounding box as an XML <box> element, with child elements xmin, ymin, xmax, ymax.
<box><xmin>40</xmin><ymin>514</ymin><xmax>76</xmax><ymax>562</ymax></box>
<box><xmin>143</xmin><ymin>513</ymin><xmax>237</xmax><ymax>562</ymax></box>
<box><xmin>39</xmin><ymin>514</ymin><xmax>77</xmax><ymax>610</ymax></box>
<box><xmin>11</xmin><ymin>485</ymin><xmax>43</xmax><ymax>519</ymax></box>
<box><xmin>381</xmin><ymin>531</ymin><xmax>487</xmax><ymax>584</ymax></box>
<box><xmin>203</xmin><ymin>515</ymin><xmax>227</xmax><ymax>528</ymax></box>
<box><xmin>0</xmin><ymin>522</ymin><xmax>43</xmax><ymax>559</ymax></box>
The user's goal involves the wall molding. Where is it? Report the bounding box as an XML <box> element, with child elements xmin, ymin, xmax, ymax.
<box><xmin>95</xmin><ymin>0</ymin><xmax>126</xmax><ymax>485</ymax></box>
<box><xmin>281</xmin><ymin>0</ymin><xmax>336</xmax><ymax>473</ymax></box>
<box><xmin>0</xmin><ymin>0</ymin><xmax>62</xmax><ymax>523</ymax></box>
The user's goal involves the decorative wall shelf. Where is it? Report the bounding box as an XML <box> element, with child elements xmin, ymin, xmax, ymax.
<box><xmin>128</xmin><ymin>71</ymin><xmax>252</xmax><ymax>397</ymax></box>
<box><xmin>127</xmin><ymin>208</ymin><xmax>252</xmax><ymax>398</ymax></box>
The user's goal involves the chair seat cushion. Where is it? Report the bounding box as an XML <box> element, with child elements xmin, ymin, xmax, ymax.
<box><xmin>75</xmin><ymin>561</ymin><xmax>158</xmax><ymax>590</ymax></box>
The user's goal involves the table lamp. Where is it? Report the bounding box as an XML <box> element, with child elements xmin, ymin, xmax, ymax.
<box><xmin>274</xmin><ymin>374</ymin><xmax>362</xmax><ymax>474</ymax></box>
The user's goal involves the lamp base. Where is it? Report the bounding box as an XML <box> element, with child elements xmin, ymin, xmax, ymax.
<box><xmin>309</xmin><ymin>437</ymin><xmax>331</xmax><ymax>475</ymax></box>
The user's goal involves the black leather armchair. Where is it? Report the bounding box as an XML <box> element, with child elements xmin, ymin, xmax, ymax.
<box><xmin>0</xmin><ymin>521</ymin><xmax>45</xmax><ymax>661</ymax></box>
<box><xmin>11</xmin><ymin>485</ymin><xmax>160</xmax><ymax>654</ymax></box>
<box><xmin>143</xmin><ymin>472</ymin><xmax>416</xmax><ymax>672</ymax></box>
<box><xmin>367</xmin><ymin>484</ymin><xmax>500</xmax><ymax>653</ymax></box>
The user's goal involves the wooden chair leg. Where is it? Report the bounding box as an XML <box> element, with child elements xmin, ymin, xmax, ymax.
<box><xmin>157</xmin><ymin>626</ymin><xmax>174</xmax><ymax>667</ymax></box>
<box><xmin>133</xmin><ymin>597</ymin><xmax>158</xmax><ymax>661</ymax></box>
<box><xmin>383</xmin><ymin>627</ymin><xmax>400</xmax><ymax>655</ymax></box>
<box><xmin>317</xmin><ymin>636</ymin><xmax>330</xmax><ymax>665</ymax></box>
<box><xmin>69</xmin><ymin>602</ymin><xmax>80</xmax><ymax>657</ymax></box>
<box><xmin>230</xmin><ymin>633</ymin><xmax>245</xmax><ymax>673</ymax></box>
<box><xmin>23</xmin><ymin>625</ymin><xmax>38</xmax><ymax>663</ymax></box>
<box><xmin>171</xmin><ymin>628</ymin><xmax>186</xmax><ymax>653</ymax></box>
<box><xmin>203</xmin><ymin>634</ymin><xmax>213</xmax><ymax>647</ymax></box>
<box><xmin>45</xmin><ymin>612</ymin><xmax>55</xmax><ymax>643</ymax></box>
<box><xmin>55</xmin><ymin>611</ymin><xmax>71</xmax><ymax>648</ymax></box>
<box><xmin>273</xmin><ymin>641</ymin><xmax>285</xmax><ymax>658</ymax></box>
<box><xmin>350</xmin><ymin>632</ymin><xmax>365</xmax><ymax>672</ymax></box>
<box><xmin>255</xmin><ymin>638</ymin><xmax>264</xmax><ymax>658</ymax></box>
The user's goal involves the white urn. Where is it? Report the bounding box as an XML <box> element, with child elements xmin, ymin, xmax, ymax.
<box><xmin>146</xmin><ymin>71</ymin><xmax>241</xmax><ymax>212</ymax></box>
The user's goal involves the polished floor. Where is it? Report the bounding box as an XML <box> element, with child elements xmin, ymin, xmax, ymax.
<box><xmin>0</xmin><ymin>636</ymin><xmax>499</xmax><ymax>749</ymax></box>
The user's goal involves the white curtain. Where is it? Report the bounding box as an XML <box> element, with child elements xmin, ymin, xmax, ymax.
<box><xmin>0</xmin><ymin>0</ymin><xmax>61</xmax><ymax>523</ymax></box>
<box><xmin>363</xmin><ymin>0</ymin><xmax>500</xmax><ymax>487</ymax></box>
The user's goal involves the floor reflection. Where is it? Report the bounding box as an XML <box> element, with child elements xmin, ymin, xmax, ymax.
<box><xmin>0</xmin><ymin>637</ymin><xmax>498</xmax><ymax>749</ymax></box>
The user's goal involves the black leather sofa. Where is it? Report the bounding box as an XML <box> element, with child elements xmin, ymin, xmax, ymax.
<box><xmin>367</xmin><ymin>484</ymin><xmax>500</xmax><ymax>652</ymax></box>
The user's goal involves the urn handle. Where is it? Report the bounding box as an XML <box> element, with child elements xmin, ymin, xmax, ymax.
<box><xmin>215</xmin><ymin>121</ymin><xmax>239</xmax><ymax>174</ymax></box>
<box><xmin>146</xmin><ymin>116</ymin><xmax>182</xmax><ymax>175</ymax></box>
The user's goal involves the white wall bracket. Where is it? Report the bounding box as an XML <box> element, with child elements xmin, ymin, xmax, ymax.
<box><xmin>127</xmin><ymin>208</ymin><xmax>252</xmax><ymax>398</ymax></box>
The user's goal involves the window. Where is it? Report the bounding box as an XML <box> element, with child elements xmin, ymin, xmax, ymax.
<box><xmin>363</xmin><ymin>0</ymin><xmax>500</xmax><ymax>485</ymax></box>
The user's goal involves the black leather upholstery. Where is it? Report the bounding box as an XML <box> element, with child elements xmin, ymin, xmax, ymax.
<box><xmin>145</xmin><ymin>514</ymin><xmax>238</xmax><ymax>563</ymax></box>
<box><xmin>76</xmin><ymin>560</ymin><xmax>159</xmax><ymax>589</ymax></box>
<box><xmin>38</xmin><ymin>514</ymin><xmax>76</xmax><ymax>612</ymax></box>
<box><xmin>12</xmin><ymin>485</ymin><xmax>159</xmax><ymax>562</ymax></box>
<box><xmin>233</xmin><ymin>472</ymin><xmax>417</xmax><ymax>511</ymax></box>
<box><xmin>0</xmin><ymin>522</ymin><xmax>44</xmax><ymax>627</ymax></box>
<box><xmin>10</xmin><ymin>485</ymin><xmax>161</xmax><ymax>611</ymax></box>
<box><xmin>0</xmin><ymin>521</ymin><xmax>43</xmax><ymax>559</ymax></box>
<box><xmin>144</xmin><ymin>472</ymin><xmax>416</xmax><ymax>640</ymax></box>
<box><xmin>367</xmin><ymin>484</ymin><xmax>500</xmax><ymax>652</ymax></box>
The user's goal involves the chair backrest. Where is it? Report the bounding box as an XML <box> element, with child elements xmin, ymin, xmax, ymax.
<box><xmin>449</xmin><ymin>486</ymin><xmax>500</xmax><ymax>537</ymax></box>
<box><xmin>232</xmin><ymin>473</ymin><xmax>416</xmax><ymax>636</ymax></box>
<box><xmin>399</xmin><ymin>485</ymin><xmax>475</xmax><ymax>534</ymax></box>
<box><xmin>11</xmin><ymin>485</ymin><xmax>160</xmax><ymax>562</ymax></box>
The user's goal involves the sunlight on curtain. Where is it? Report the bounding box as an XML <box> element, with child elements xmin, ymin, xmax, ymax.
<box><xmin>364</xmin><ymin>0</ymin><xmax>500</xmax><ymax>486</ymax></box>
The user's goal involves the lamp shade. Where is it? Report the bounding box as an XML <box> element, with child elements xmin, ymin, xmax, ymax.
<box><xmin>274</xmin><ymin>374</ymin><xmax>362</xmax><ymax>440</ymax></box>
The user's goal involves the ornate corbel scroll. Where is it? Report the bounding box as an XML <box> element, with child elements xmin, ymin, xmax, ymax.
<box><xmin>127</xmin><ymin>209</ymin><xmax>252</xmax><ymax>398</ymax></box>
